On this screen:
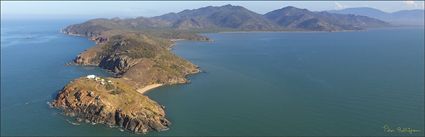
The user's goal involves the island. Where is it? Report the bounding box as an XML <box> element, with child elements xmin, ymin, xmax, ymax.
<box><xmin>52</xmin><ymin>5</ymin><xmax>390</xmax><ymax>134</ymax></box>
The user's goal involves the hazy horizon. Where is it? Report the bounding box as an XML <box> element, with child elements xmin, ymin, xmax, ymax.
<box><xmin>2</xmin><ymin>1</ymin><xmax>425</xmax><ymax>20</ymax></box>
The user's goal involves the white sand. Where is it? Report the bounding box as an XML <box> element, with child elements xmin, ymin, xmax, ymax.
<box><xmin>137</xmin><ymin>84</ymin><xmax>163</xmax><ymax>94</ymax></box>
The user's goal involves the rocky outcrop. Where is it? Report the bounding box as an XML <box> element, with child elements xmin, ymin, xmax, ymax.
<box><xmin>74</xmin><ymin>53</ymin><xmax>99</xmax><ymax>66</ymax></box>
<box><xmin>52</xmin><ymin>78</ymin><xmax>170</xmax><ymax>134</ymax></box>
<box><xmin>98</xmin><ymin>55</ymin><xmax>141</xmax><ymax>75</ymax></box>
<box><xmin>72</xmin><ymin>38</ymin><xmax>143</xmax><ymax>74</ymax></box>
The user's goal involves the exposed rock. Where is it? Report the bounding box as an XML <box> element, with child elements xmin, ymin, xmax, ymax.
<box><xmin>98</xmin><ymin>55</ymin><xmax>141</xmax><ymax>75</ymax></box>
<box><xmin>52</xmin><ymin>78</ymin><xmax>170</xmax><ymax>134</ymax></box>
<box><xmin>94</xmin><ymin>36</ymin><xmax>108</xmax><ymax>44</ymax></box>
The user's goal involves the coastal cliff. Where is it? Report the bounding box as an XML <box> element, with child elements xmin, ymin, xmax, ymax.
<box><xmin>51</xmin><ymin>77</ymin><xmax>170</xmax><ymax>133</ymax></box>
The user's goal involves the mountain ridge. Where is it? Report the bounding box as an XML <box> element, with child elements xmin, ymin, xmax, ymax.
<box><xmin>329</xmin><ymin>7</ymin><xmax>424</xmax><ymax>26</ymax></box>
<box><xmin>65</xmin><ymin>5</ymin><xmax>390</xmax><ymax>35</ymax></box>
<box><xmin>264</xmin><ymin>6</ymin><xmax>388</xmax><ymax>31</ymax></box>
<box><xmin>153</xmin><ymin>4</ymin><xmax>281</xmax><ymax>31</ymax></box>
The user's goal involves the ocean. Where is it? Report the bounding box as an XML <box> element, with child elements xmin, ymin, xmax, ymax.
<box><xmin>1</xmin><ymin>20</ymin><xmax>424</xmax><ymax>136</ymax></box>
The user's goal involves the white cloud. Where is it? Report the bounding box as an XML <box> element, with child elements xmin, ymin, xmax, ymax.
<box><xmin>403</xmin><ymin>1</ymin><xmax>422</xmax><ymax>8</ymax></box>
<box><xmin>334</xmin><ymin>2</ymin><xmax>347</xmax><ymax>10</ymax></box>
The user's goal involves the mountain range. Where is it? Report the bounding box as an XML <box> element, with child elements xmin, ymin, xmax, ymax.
<box><xmin>153</xmin><ymin>5</ymin><xmax>280</xmax><ymax>31</ymax></box>
<box><xmin>64</xmin><ymin>5</ymin><xmax>390</xmax><ymax>34</ymax></box>
<box><xmin>329</xmin><ymin>7</ymin><xmax>424</xmax><ymax>26</ymax></box>
<box><xmin>264</xmin><ymin>6</ymin><xmax>387</xmax><ymax>31</ymax></box>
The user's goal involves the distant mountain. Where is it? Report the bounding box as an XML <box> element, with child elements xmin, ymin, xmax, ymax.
<box><xmin>64</xmin><ymin>5</ymin><xmax>390</xmax><ymax>36</ymax></box>
<box><xmin>264</xmin><ymin>6</ymin><xmax>389</xmax><ymax>31</ymax></box>
<box><xmin>329</xmin><ymin>7</ymin><xmax>424</xmax><ymax>26</ymax></box>
<box><xmin>329</xmin><ymin>7</ymin><xmax>388</xmax><ymax>19</ymax></box>
<box><xmin>153</xmin><ymin>4</ymin><xmax>280</xmax><ymax>31</ymax></box>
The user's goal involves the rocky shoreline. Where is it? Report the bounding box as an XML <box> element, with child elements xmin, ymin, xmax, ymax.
<box><xmin>52</xmin><ymin>77</ymin><xmax>171</xmax><ymax>133</ymax></box>
<box><xmin>52</xmin><ymin>25</ymin><xmax>202</xmax><ymax>134</ymax></box>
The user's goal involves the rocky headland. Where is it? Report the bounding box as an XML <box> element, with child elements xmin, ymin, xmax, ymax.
<box><xmin>54</xmin><ymin>29</ymin><xmax>202</xmax><ymax>134</ymax></box>
<box><xmin>52</xmin><ymin>77</ymin><xmax>170</xmax><ymax>133</ymax></box>
<box><xmin>52</xmin><ymin>4</ymin><xmax>390</xmax><ymax>134</ymax></box>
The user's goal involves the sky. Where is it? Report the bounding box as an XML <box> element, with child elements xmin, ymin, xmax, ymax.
<box><xmin>2</xmin><ymin>1</ymin><xmax>425</xmax><ymax>20</ymax></box>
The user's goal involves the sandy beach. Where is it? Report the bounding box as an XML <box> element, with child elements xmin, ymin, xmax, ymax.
<box><xmin>137</xmin><ymin>84</ymin><xmax>163</xmax><ymax>94</ymax></box>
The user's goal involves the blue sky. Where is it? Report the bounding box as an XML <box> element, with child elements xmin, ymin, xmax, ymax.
<box><xmin>2</xmin><ymin>1</ymin><xmax>424</xmax><ymax>19</ymax></box>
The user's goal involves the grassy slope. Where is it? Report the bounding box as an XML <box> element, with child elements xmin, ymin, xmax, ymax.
<box><xmin>65</xmin><ymin>77</ymin><xmax>163</xmax><ymax>115</ymax></box>
<box><xmin>74</xmin><ymin>32</ymin><xmax>200</xmax><ymax>89</ymax></box>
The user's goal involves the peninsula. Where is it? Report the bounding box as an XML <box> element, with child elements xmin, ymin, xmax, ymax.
<box><xmin>52</xmin><ymin>5</ymin><xmax>390</xmax><ymax>134</ymax></box>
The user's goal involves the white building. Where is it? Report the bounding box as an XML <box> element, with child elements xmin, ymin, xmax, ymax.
<box><xmin>86</xmin><ymin>75</ymin><xmax>96</xmax><ymax>79</ymax></box>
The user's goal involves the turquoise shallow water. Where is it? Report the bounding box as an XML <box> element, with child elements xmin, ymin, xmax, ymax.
<box><xmin>1</xmin><ymin>20</ymin><xmax>424</xmax><ymax>136</ymax></box>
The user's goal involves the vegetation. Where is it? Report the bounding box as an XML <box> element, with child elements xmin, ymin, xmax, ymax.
<box><xmin>63</xmin><ymin>5</ymin><xmax>390</xmax><ymax>38</ymax></box>
<box><xmin>54</xmin><ymin>4</ymin><xmax>392</xmax><ymax>134</ymax></box>
<box><xmin>71</xmin><ymin>29</ymin><xmax>199</xmax><ymax>89</ymax></box>
<box><xmin>53</xmin><ymin>77</ymin><xmax>170</xmax><ymax>133</ymax></box>
<box><xmin>64</xmin><ymin>4</ymin><xmax>391</xmax><ymax>93</ymax></box>
<box><xmin>65</xmin><ymin>77</ymin><xmax>163</xmax><ymax>114</ymax></box>
<box><xmin>264</xmin><ymin>6</ymin><xmax>389</xmax><ymax>31</ymax></box>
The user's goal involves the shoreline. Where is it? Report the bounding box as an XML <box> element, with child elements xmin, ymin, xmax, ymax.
<box><xmin>137</xmin><ymin>84</ymin><xmax>164</xmax><ymax>94</ymax></box>
<box><xmin>61</xmin><ymin>30</ymin><xmax>197</xmax><ymax>95</ymax></box>
<box><xmin>215</xmin><ymin>29</ymin><xmax>366</xmax><ymax>33</ymax></box>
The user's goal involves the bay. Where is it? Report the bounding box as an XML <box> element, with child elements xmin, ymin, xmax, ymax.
<box><xmin>1</xmin><ymin>20</ymin><xmax>423</xmax><ymax>136</ymax></box>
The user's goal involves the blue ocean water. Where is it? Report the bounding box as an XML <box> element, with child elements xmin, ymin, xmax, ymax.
<box><xmin>149</xmin><ymin>28</ymin><xmax>424</xmax><ymax>136</ymax></box>
<box><xmin>1</xmin><ymin>20</ymin><xmax>424</xmax><ymax>136</ymax></box>
<box><xmin>1</xmin><ymin>20</ymin><xmax>122</xmax><ymax>136</ymax></box>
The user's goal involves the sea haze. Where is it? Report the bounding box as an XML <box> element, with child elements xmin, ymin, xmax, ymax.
<box><xmin>1</xmin><ymin>19</ymin><xmax>424</xmax><ymax>136</ymax></box>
